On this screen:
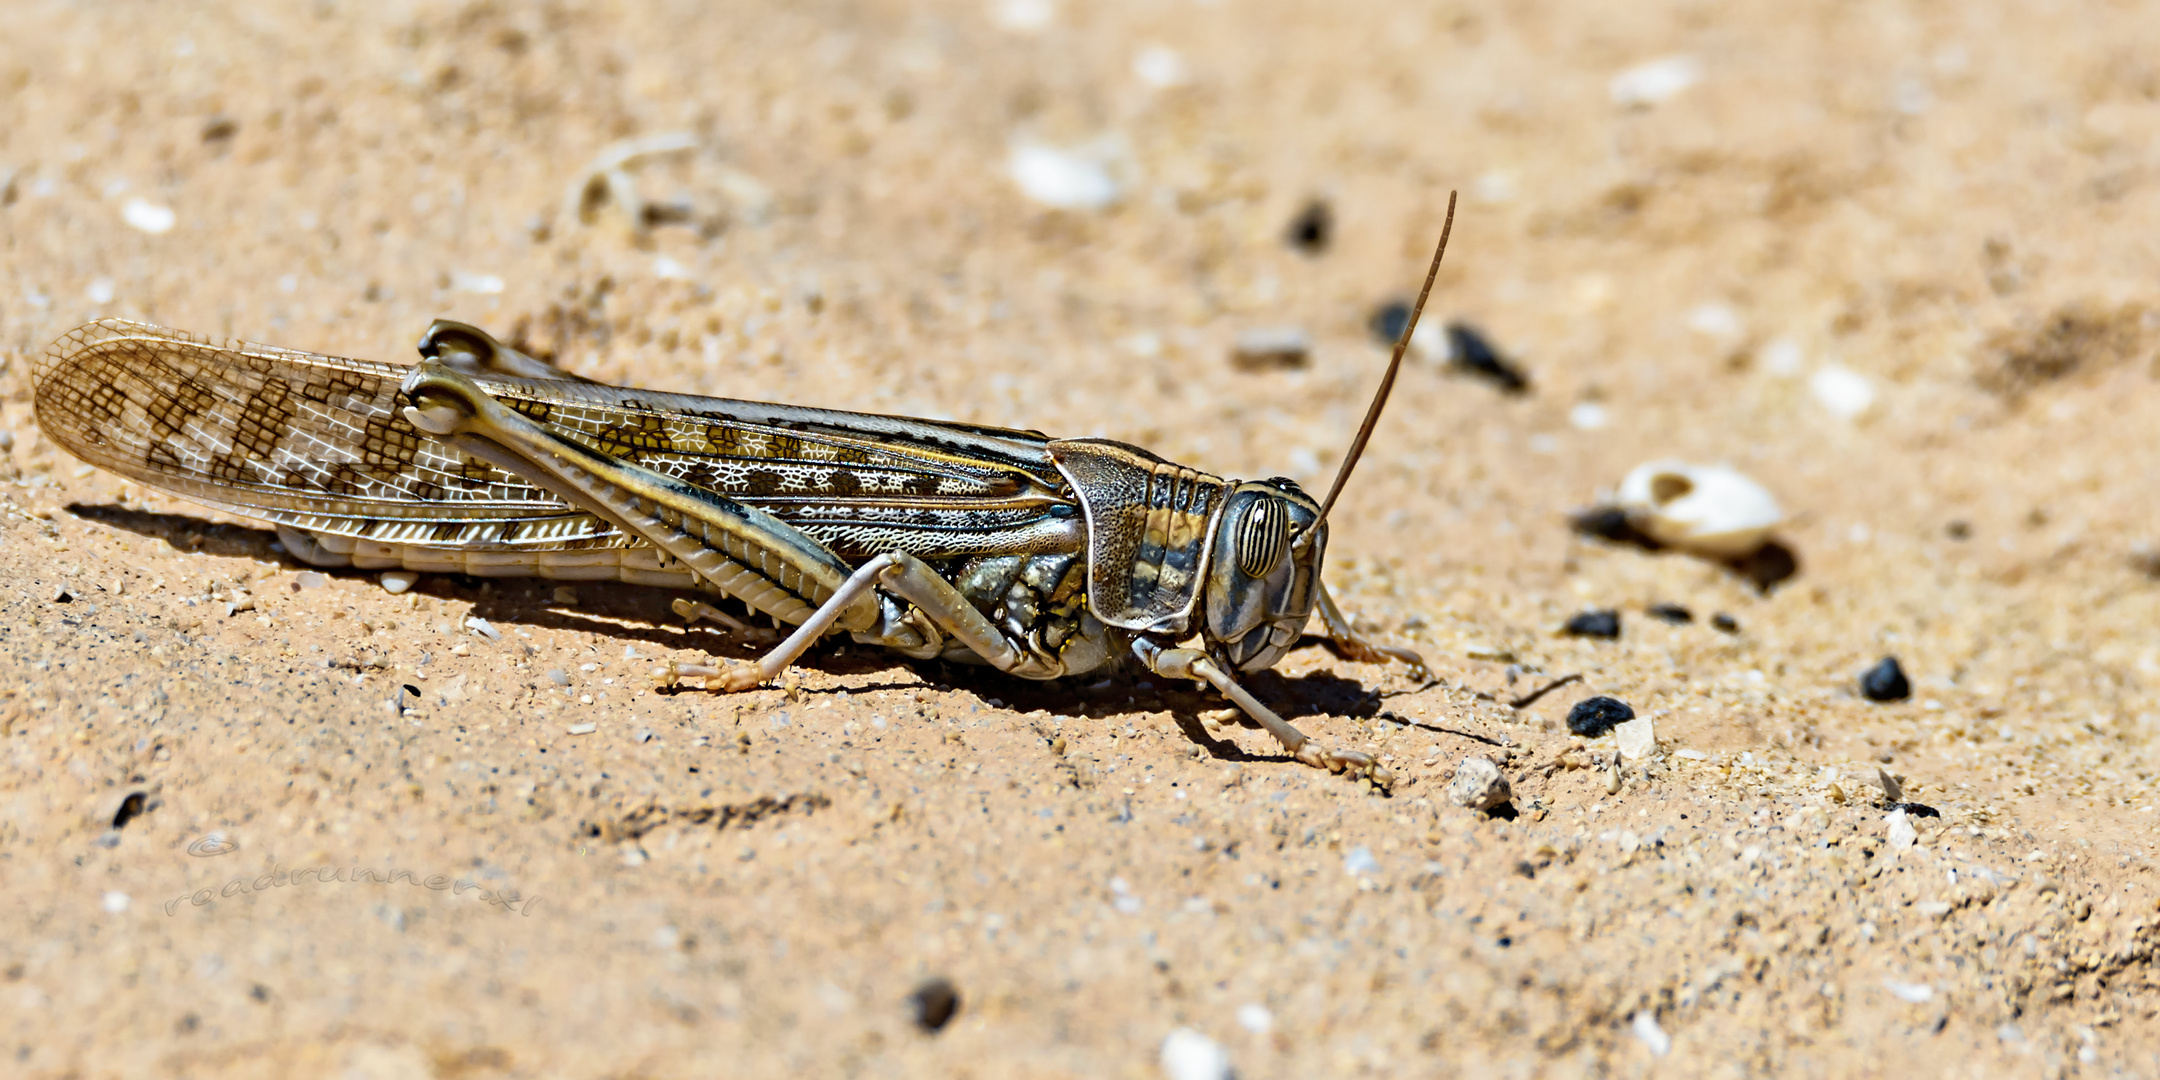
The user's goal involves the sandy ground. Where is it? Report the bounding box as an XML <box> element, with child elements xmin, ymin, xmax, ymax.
<box><xmin>3</xmin><ymin>0</ymin><xmax>2159</xmax><ymax>1075</ymax></box>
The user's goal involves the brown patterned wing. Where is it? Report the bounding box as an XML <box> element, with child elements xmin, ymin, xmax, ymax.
<box><xmin>32</xmin><ymin>320</ymin><xmax>622</xmax><ymax>551</ymax></box>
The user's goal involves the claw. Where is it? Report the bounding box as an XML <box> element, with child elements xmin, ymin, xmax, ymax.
<box><xmin>659</xmin><ymin>660</ymin><xmax>765</xmax><ymax>692</ymax></box>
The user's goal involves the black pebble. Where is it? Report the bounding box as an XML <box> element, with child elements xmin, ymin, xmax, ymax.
<box><xmin>1285</xmin><ymin>199</ymin><xmax>1333</xmax><ymax>254</ymax></box>
<box><xmin>1368</xmin><ymin>300</ymin><xmax>1412</xmax><ymax>345</ymax></box>
<box><xmin>1860</xmin><ymin>656</ymin><xmax>1911</xmax><ymax>702</ymax></box>
<box><xmin>1562</xmin><ymin>609</ymin><xmax>1621</xmax><ymax>639</ymax></box>
<box><xmin>1566</xmin><ymin>696</ymin><xmax>1635</xmax><ymax>737</ymax></box>
<box><xmin>1445</xmin><ymin>323</ymin><xmax>1530</xmax><ymax>394</ymax></box>
<box><xmin>1710</xmin><ymin>613</ymin><xmax>1740</xmax><ymax>633</ymax></box>
<box><xmin>1890</xmin><ymin>802</ymin><xmax>1941</xmax><ymax>818</ymax></box>
<box><xmin>1646</xmin><ymin>603</ymin><xmax>1693</xmax><ymax>624</ymax></box>
<box><xmin>110</xmin><ymin>791</ymin><xmax>148</xmax><ymax>831</ymax></box>
<box><xmin>1944</xmin><ymin>520</ymin><xmax>1971</xmax><ymax>541</ymax></box>
<box><xmin>908</xmin><ymin>976</ymin><xmax>960</xmax><ymax>1033</ymax></box>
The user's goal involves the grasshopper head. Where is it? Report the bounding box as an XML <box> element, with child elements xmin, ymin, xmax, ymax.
<box><xmin>1202</xmin><ymin>479</ymin><xmax>1326</xmax><ymax>673</ymax></box>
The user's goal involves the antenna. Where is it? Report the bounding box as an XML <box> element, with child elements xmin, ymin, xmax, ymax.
<box><xmin>1309</xmin><ymin>190</ymin><xmax>1457</xmax><ymax>530</ymax></box>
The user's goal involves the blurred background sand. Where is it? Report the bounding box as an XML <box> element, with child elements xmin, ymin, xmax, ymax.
<box><xmin>1</xmin><ymin>0</ymin><xmax>2156</xmax><ymax>1075</ymax></box>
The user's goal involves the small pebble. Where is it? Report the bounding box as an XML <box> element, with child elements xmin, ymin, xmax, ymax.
<box><xmin>1566</xmin><ymin>696</ymin><xmax>1635</xmax><ymax>737</ymax></box>
<box><xmin>1008</xmin><ymin>143</ymin><xmax>1119</xmax><ymax>210</ymax></box>
<box><xmin>292</xmin><ymin>571</ymin><xmax>327</xmax><ymax>590</ymax></box>
<box><xmin>121</xmin><ymin>197</ymin><xmax>177</xmax><ymax>235</ymax></box>
<box><xmin>1610</xmin><ymin>55</ymin><xmax>1701</xmax><ymax>107</ymax></box>
<box><xmin>1234</xmin><ymin>1003</ymin><xmax>1273</xmax><ymax>1034</ymax></box>
<box><xmin>548</xmin><ymin>669</ymin><xmax>570</xmax><ymax>686</ymax></box>
<box><xmin>1811</xmin><ymin>365</ymin><xmax>1876</xmax><ymax>419</ymax></box>
<box><xmin>1631</xmin><ymin>1011</ymin><xmax>1671</xmax><ymax>1056</ymax></box>
<box><xmin>379</xmin><ymin>570</ymin><xmax>419</xmax><ymax>594</ymax></box>
<box><xmin>1230</xmin><ymin>327</ymin><xmax>1311</xmax><ymax>371</ymax></box>
<box><xmin>1368</xmin><ymin>300</ymin><xmax>1411</xmax><ymax>345</ymax></box>
<box><xmin>566</xmin><ymin>722</ymin><xmax>597</xmax><ymax>735</ymax></box>
<box><xmin>1446</xmin><ymin>756</ymin><xmax>1512</xmax><ymax>811</ymax></box>
<box><xmin>1342</xmin><ymin>846</ymin><xmax>1380</xmax><ymax>876</ymax></box>
<box><xmin>553</xmin><ymin>585</ymin><xmax>580</xmax><ymax>604</ymax></box>
<box><xmin>464</xmin><ymin>616</ymin><xmax>501</xmax><ymax>642</ymax></box>
<box><xmin>1444</xmin><ymin>323</ymin><xmax>1530</xmax><ymax>394</ymax></box>
<box><xmin>908</xmin><ymin>976</ymin><xmax>960</xmax><ymax>1033</ymax></box>
<box><xmin>1615</xmin><ymin>714</ymin><xmax>1658</xmax><ymax>761</ymax></box>
<box><xmin>1944</xmin><ymin>520</ymin><xmax>1971</xmax><ymax>541</ymax></box>
<box><xmin>102</xmin><ymin>891</ymin><xmax>131</xmax><ymax>914</ymax></box>
<box><xmin>1882</xmin><ymin>978</ymin><xmax>1933</xmax><ymax>1004</ymax></box>
<box><xmin>1284</xmin><ymin>199</ymin><xmax>1332</xmax><ymax>254</ymax></box>
<box><xmin>1615</xmin><ymin>460</ymin><xmax>1782</xmax><ymax>558</ymax></box>
<box><xmin>1160</xmin><ymin>1027</ymin><xmax>1234</xmax><ymax>1080</ymax></box>
<box><xmin>1645</xmin><ymin>602</ymin><xmax>1692</xmax><ymax>624</ymax></box>
<box><xmin>1710</xmin><ymin>613</ymin><xmax>1740</xmax><ymax>633</ymax></box>
<box><xmin>1562</xmin><ymin>609</ymin><xmax>1621</xmax><ymax>638</ymax></box>
<box><xmin>1860</xmin><ymin>656</ymin><xmax>1911</xmax><ymax>702</ymax></box>
<box><xmin>0</xmin><ymin>429</ymin><xmax>15</xmax><ymax>451</ymax></box>
<box><xmin>1886</xmin><ymin>808</ymin><xmax>1917</xmax><ymax>851</ymax></box>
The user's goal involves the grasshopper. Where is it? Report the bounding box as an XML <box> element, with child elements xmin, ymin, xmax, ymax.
<box><xmin>32</xmin><ymin>195</ymin><xmax>1455</xmax><ymax>786</ymax></box>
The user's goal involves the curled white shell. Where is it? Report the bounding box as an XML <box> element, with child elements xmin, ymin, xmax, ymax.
<box><xmin>1617</xmin><ymin>460</ymin><xmax>1782</xmax><ymax>558</ymax></box>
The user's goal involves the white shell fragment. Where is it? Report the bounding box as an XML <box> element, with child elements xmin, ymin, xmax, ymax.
<box><xmin>1617</xmin><ymin>460</ymin><xmax>1782</xmax><ymax>558</ymax></box>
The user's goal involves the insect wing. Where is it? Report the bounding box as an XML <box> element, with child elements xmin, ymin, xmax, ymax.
<box><xmin>33</xmin><ymin>319</ymin><xmax>618</xmax><ymax>551</ymax></box>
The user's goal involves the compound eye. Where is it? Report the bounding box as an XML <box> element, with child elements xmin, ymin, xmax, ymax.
<box><xmin>1234</xmin><ymin>498</ymin><xmax>1290</xmax><ymax>579</ymax></box>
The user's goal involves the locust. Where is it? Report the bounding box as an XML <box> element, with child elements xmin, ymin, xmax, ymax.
<box><xmin>32</xmin><ymin>195</ymin><xmax>1455</xmax><ymax>786</ymax></box>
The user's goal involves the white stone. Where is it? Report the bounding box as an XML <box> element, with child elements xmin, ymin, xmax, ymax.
<box><xmin>1761</xmin><ymin>339</ymin><xmax>1805</xmax><ymax>376</ymax></box>
<box><xmin>86</xmin><ymin>277</ymin><xmax>116</xmax><ymax>304</ymax></box>
<box><xmin>1235</xmin><ymin>1003</ymin><xmax>1273</xmax><ymax>1034</ymax></box>
<box><xmin>1616</xmin><ymin>460</ymin><xmax>1782</xmax><ymax>558</ymax></box>
<box><xmin>451</xmin><ymin>271</ymin><xmax>505</xmax><ymax>295</ymax></box>
<box><xmin>1615</xmin><ymin>714</ymin><xmax>1657</xmax><ymax>761</ymax></box>
<box><xmin>1342</xmin><ymin>846</ymin><xmax>1379</xmax><ymax>876</ymax></box>
<box><xmin>1886</xmin><ymin>809</ymin><xmax>1917</xmax><ymax>852</ymax></box>
<box><xmin>121</xmin><ymin>197</ymin><xmax>176</xmax><ymax>234</ymax></box>
<box><xmin>1686</xmin><ymin>303</ymin><xmax>1741</xmax><ymax>339</ymax></box>
<box><xmin>379</xmin><ymin>570</ymin><xmax>419</xmax><ymax>594</ymax></box>
<box><xmin>1160</xmin><ymin>1028</ymin><xmax>1233</xmax><ymax>1080</ymax></box>
<box><xmin>1568</xmin><ymin>402</ymin><xmax>1610</xmax><ymax>430</ymax></box>
<box><xmin>1009</xmin><ymin>143</ymin><xmax>1119</xmax><ymax>210</ymax></box>
<box><xmin>1447</xmin><ymin>756</ymin><xmax>1512</xmax><ymax>811</ymax></box>
<box><xmin>1610</xmin><ymin>56</ymin><xmax>1702</xmax><ymax>107</ymax></box>
<box><xmin>1810</xmin><ymin>365</ymin><xmax>1875</xmax><ymax>418</ymax></box>
<box><xmin>1882</xmin><ymin>978</ymin><xmax>1933</xmax><ymax>1004</ymax></box>
<box><xmin>1631</xmin><ymin>1011</ymin><xmax>1671</xmax><ymax>1056</ymax></box>
<box><xmin>1133</xmin><ymin>45</ymin><xmax>1187</xmax><ymax>89</ymax></box>
<box><xmin>102</xmin><ymin>890</ymin><xmax>130</xmax><ymax>913</ymax></box>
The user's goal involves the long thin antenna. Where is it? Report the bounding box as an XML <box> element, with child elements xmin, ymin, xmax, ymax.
<box><xmin>1310</xmin><ymin>189</ymin><xmax>1457</xmax><ymax>528</ymax></box>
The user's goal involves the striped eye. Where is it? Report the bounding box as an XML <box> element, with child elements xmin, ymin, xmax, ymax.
<box><xmin>1235</xmin><ymin>498</ymin><xmax>1290</xmax><ymax>579</ymax></box>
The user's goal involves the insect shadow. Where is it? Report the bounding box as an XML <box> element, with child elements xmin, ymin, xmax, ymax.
<box><xmin>66</xmin><ymin>503</ymin><xmax>1400</xmax><ymax>738</ymax></box>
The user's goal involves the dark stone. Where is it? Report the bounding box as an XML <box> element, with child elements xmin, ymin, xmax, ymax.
<box><xmin>909</xmin><ymin>977</ymin><xmax>960</xmax><ymax>1033</ymax></box>
<box><xmin>1285</xmin><ymin>199</ymin><xmax>1333</xmax><ymax>254</ymax></box>
<box><xmin>1566</xmin><ymin>696</ymin><xmax>1635</xmax><ymax>737</ymax></box>
<box><xmin>1646</xmin><ymin>603</ymin><xmax>1693</xmax><ymax>624</ymax></box>
<box><xmin>1891</xmin><ymin>802</ymin><xmax>1941</xmax><ymax>818</ymax></box>
<box><xmin>1710</xmin><ymin>612</ymin><xmax>1740</xmax><ymax>633</ymax></box>
<box><xmin>1860</xmin><ymin>656</ymin><xmax>1911</xmax><ymax>702</ymax></box>
<box><xmin>111</xmin><ymin>791</ymin><xmax>148</xmax><ymax>831</ymax></box>
<box><xmin>1369</xmin><ymin>300</ymin><xmax>1411</xmax><ymax>345</ymax></box>
<box><xmin>1445</xmin><ymin>323</ymin><xmax>1530</xmax><ymax>394</ymax></box>
<box><xmin>1944</xmin><ymin>520</ymin><xmax>1971</xmax><ymax>541</ymax></box>
<box><xmin>1562</xmin><ymin>609</ymin><xmax>1621</xmax><ymax>639</ymax></box>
